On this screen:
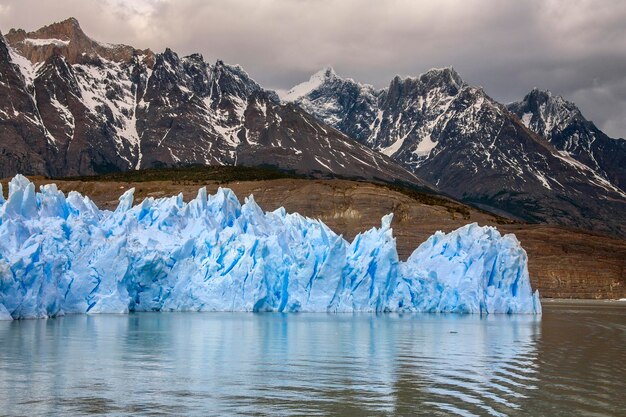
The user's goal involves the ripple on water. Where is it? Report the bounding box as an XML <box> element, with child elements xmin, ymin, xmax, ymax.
<box><xmin>0</xmin><ymin>303</ymin><xmax>624</xmax><ymax>416</ymax></box>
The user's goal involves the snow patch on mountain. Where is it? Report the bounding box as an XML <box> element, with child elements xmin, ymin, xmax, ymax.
<box><xmin>24</xmin><ymin>38</ymin><xmax>70</xmax><ymax>47</ymax></box>
<box><xmin>381</xmin><ymin>136</ymin><xmax>407</xmax><ymax>157</ymax></box>
<box><xmin>7</xmin><ymin>47</ymin><xmax>41</xmax><ymax>86</ymax></box>
<box><xmin>413</xmin><ymin>135</ymin><xmax>437</xmax><ymax>156</ymax></box>
<box><xmin>280</xmin><ymin>67</ymin><xmax>336</xmax><ymax>102</ymax></box>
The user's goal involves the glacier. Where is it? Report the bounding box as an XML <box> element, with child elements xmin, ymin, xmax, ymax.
<box><xmin>0</xmin><ymin>175</ymin><xmax>541</xmax><ymax>320</ymax></box>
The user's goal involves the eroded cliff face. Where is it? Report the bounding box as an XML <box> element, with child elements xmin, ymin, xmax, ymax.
<box><xmin>4</xmin><ymin>17</ymin><xmax>154</xmax><ymax>66</ymax></box>
<box><xmin>3</xmin><ymin>176</ymin><xmax>624</xmax><ymax>299</ymax></box>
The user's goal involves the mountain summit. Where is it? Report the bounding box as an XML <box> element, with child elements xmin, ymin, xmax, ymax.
<box><xmin>508</xmin><ymin>89</ymin><xmax>626</xmax><ymax>191</ymax></box>
<box><xmin>5</xmin><ymin>17</ymin><xmax>154</xmax><ymax>66</ymax></box>
<box><xmin>283</xmin><ymin>68</ymin><xmax>626</xmax><ymax>237</ymax></box>
<box><xmin>0</xmin><ymin>19</ymin><xmax>420</xmax><ymax>185</ymax></box>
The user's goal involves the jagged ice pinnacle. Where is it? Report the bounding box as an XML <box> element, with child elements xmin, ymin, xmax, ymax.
<box><xmin>0</xmin><ymin>175</ymin><xmax>540</xmax><ymax>320</ymax></box>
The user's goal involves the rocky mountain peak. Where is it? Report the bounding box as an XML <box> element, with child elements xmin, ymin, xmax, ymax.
<box><xmin>527</xmin><ymin>87</ymin><xmax>552</xmax><ymax>100</ymax></box>
<box><xmin>155</xmin><ymin>48</ymin><xmax>185</xmax><ymax>78</ymax></box>
<box><xmin>211</xmin><ymin>60</ymin><xmax>258</xmax><ymax>93</ymax></box>
<box><xmin>209</xmin><ymin>60</ymin><xmax>279</xmax><ymax>103</ymax></box>
<box><xmin>509</xmin><ymin>88</ymin><xmax>583</xmax><ymax>136</ymax></box>
<box><xmin>419</xmin><ymin>66</ymin><xmax>464</xmax><ymax>88</ymax></box>
<box><xmin>317</xmin><ymin>66</ymin><xmax>337</xmax><ymax>80</ymax></box>
<box><xmin>33</xmin><ymin>16</ymin><xmax>83</xmax><ymax>40</ymax></box>
<box><xmin>524</xmin><ymin>88</ymin><xmax>576</xmax><ymax>113</ymax></box>
<box><xmin>6</xmin><ymin>16</ymin><xmax>91</xmax><ymax>55</ymax></box>
<box><xmin>162</xmin><ymin>47</ymin><xmax>179</xmax><ymax>61</ymax></box>
<box><xmin>280</xmin><ymin>66</ymin><xmax>343</xmax><ymax>102</ymax></box>
<box><xmin>185</xmin><ymin>53</ymin><xmax>204</xmax><ymax>63</ymax></box>
<box><xmin>386</xmin><ymin>66</ymin><xmax>465</xmax><ymax>104</ymax></box>
<box><xmin>4</xmin><ymin>17</ymin><xmax>154</xmax><ymax>67</ymax></box>
<box><xmin>303</xmin><ymin>66</ymin><xmax>339</xmax><ymax>85</ymax></box>
<box><xmin>508</xmin><ymin>88</ymin><xmax>626</xmax><ymax>192</ymax></box>
<box><xmin>6</xmin><ymin>17</ymin><xmax>83</xmax><ymax>44</ymax></box>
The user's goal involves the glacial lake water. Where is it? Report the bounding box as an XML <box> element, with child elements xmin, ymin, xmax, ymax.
<box><xmin>0</xmin><ymin>301</ymin><xmax>624</xmax><ymax>416</ymax></box>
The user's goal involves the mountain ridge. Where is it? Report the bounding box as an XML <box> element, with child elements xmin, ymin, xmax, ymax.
<box><xmin>0</xmin><ymin>20</ymin><xmax>423</xmax><ymax>186</ymax></box>
<box><xmin>508</xmin><ymin>88</ymin><xmax>626</xmax><ymax>191</ymax></box>
<box><xmin>283</xmin><ymin>67</ymin><xmax>626</xmax><ymax>237</ymax></box>
<box><xmin>5</xmin><ymin>17</ymin><xmax>155</xmax><ymax>67</ymax></box>
<box><xmin>0</xmin><ymin>18</ymin><xmax>624</xmax><ymax>238</ymax></box>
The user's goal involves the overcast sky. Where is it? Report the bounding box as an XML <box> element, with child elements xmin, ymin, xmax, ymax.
<box><xmin>1</xmin><ymin>0</ymin><xmax>625</xmax><ymax>138</ymax></box>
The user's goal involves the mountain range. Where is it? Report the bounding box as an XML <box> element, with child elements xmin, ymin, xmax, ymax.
<box><xmin>0</xmin><ymin>18</ymin><xmax>418</xmax><ymax>185</ymax></box>
<box><xmin>282</xmin><ymin>68</ymin><xmax>626</xmax><ymax>236</ymax></box>
<box><xmin>0</xmin><ymin>18</ymin><xmax>624</xmax><ymax>237</ymax></box>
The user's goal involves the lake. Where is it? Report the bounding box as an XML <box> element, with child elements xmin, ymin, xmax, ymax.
<box><xmin>0</xmin><ymin>301</ymin><xmax>624</xmax><ymax>416</ymax></box>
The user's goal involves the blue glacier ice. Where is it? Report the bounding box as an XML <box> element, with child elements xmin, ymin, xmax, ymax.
<box><xmin>0</xmin><ymin>175</ymin><xmax>541</xmax><ymax>319</ymax></box>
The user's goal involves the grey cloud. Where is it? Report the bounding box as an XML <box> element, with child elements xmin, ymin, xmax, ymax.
<box><xmin>0</xmin><ymin>0</ymin><xmax>625</xmax><ymax>137</ymax></box>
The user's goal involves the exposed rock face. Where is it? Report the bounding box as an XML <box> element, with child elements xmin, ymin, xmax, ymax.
<box><xmin>4</xmin><ymin>17</ymin><xmax>154</xmax><ymax>66</ymax></box>
<box><xmin>283</xmin><ymin>68</ymin><xmax>626</xmax><ymax>237</ymax></box>
<box><xmin>282</xmin><ymin>67</ymin><xmax>466</xmax><ymax>159</ymax></box>
<box><xmin>281</xmin><ymin>67</ymin><xmax>383</xmax><ymax>145</ymax></box>
<box><xmin>0</xmin><ymin>33</ymin><xmax>48</xmax><ymax>175</ymax></box>
<box><xmin>0</xmin><ymin>20</ymin><xmax>421</xmax><ymax>185</ymax></box>
<box><xmin>504</xmin><ymin>226</ymin><xmax>626</xmax><ymax>299</ymax></box>
<box><xmin>508</xmin><ymin>88</ymin><xmax>626</xmax><ymax>192</ymax></box>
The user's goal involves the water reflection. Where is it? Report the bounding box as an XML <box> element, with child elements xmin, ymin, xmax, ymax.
<box><xmin>366</xmin><ymin>316</ymin><xmax>524</xmax><ymax>416</ymax></box>
<box><xmin>0</xmin><ymin>306</ymin><xmax>622</xmax><ymax>416</ymax></box>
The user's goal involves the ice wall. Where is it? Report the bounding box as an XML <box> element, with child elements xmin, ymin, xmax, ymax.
<box><xmin>0</xmin><ymin>175</ymin><xmax>541</xmax><ymax>319</ymax></box>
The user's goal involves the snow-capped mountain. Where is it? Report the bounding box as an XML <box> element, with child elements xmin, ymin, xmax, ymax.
<box><xmin>281</xmin><ymin>66</ymin><xmax>465</xmax><ymax>163</ymax></box>
<box><xmin>508</xmin><ymin>89</ymin><xmax>626</xmax><ymax>191</ymax></box>
<box><xmin>0</xmin><ymin>18</ymin><xmax>420</xmax><ymax>184</ymax></box>
<box><xmin>281</xmin><ymin>67</ymin><xmax>383</xmax><ymax>143</ymax></box>
<box><xmin>283</xmin><ymin>68</ymin><xmax>626</xmax><ymax>237</ymax></box>
<box><xmin>1</xmin><ymin>18</ymin><xmax>625</xmax><ymax>237</ymax></box>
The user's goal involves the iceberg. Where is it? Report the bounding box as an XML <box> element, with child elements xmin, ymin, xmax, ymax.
<box><xmin>0</xmin><ymin>175</ymin><xmax>541</xmax><ymax>320</ymax></box>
